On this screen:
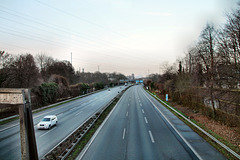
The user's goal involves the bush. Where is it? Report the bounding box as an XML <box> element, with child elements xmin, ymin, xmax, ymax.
<box><xmin>49</xmin><ymin>74</ymin><xmax>70</xmax><ymax>99</ymax></box>
<box><xmin>70</xmin><ymin>83</ymin><xmax>90</xmax><ymax>96</ymax></box>
<box><xmin>80</xmin><ymin>83</ymin><xmax>90</xmax><ymax>94</ymax></box>
<box><xmin>38</xmin><ymin>82</ymin><xmax>58</xmax><ymax>105</ymax></box>
<box><xmin>215</xmin><ymin>110</ymin><xmax>240</xmax><ymax>127</ymax></box>
<box><xmin>94</xmin><ymin>82</ymin><xmax>104</xmax><ymax>90</ymax></box>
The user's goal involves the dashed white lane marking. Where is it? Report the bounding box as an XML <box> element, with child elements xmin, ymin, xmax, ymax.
<box><xmin>140</xmin><ymin>103</ymin><xmax>142</xmax><ymax>106</ymax></box>
<box><xmin>126</xmin><ymin>112</ymin><xmax>128</xmax><ymax>117</ymax></box>
<box><xmin>40</xmin><ymin>127</ymin><xmax>56</xmax><ymax>138</ymax></box>
<box><xmin>75</xmin><ymin>111</ymin><xmax>83</xmax><ymax>116</ymax></box>
<box><xmin>123</xmin><ymin>128</ymin><xmax>126</xmax><ymax>140</ymax></box>
<box><xmin>142</xmin><ymin>109</ymin><xmax>144</xmax><ymax>114</ymax></box>
<box><xmin>148</xmin><ymin>130</ymin><xmax>155</xmax><ymax>143</ymax></box>
<box><xmin>128</xmin><ymin>104</ymin><xmax>130</xmax><ymax>106</ymax></box>
<box><xmin>144</xmin><ymin>117</ymin><xmax>148</xmax><ymax>124</ymax></box>
<box><xmin>69</xmin><ymin>107</ymin><xmax>76</xmax><ymax>111</ymax></box>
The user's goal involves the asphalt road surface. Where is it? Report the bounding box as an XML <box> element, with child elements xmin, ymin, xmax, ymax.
<box><xmin>0</xmin><ymin>86</ymin><xmax>126</xmax><ymax>160</ymax></box>
<box><xmin>78</xmin><ymin>85</ymin><xmax>225</xmax><ymax>160</ymax></box>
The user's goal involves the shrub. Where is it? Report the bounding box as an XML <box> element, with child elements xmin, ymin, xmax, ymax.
<box><xmin>94</xmin><ymin>82</ymin><xmax>104</xmax><ymax>90</ymax></box>
<box><xmin>38</xmin><ymin>82</ymin><xmax>58</xmax><ymax>105</ymax></box>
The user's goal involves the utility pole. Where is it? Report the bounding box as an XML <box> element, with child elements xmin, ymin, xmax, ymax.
<box><xmin>71</xmin><ymin>52</ymin><xmax>72</xmax><ymax>65</ymax></box>
<box><xmin>189</xmin><ymin>52</ymin><xmax>192</xmax><ymax>73</ymax></box>
<box><xmin>98</xmin><ymin>65</ymin><xmax>99</xmax><ymax>72</ymax></box>
<box><xmin>159</xmin><ymin>64</ymin><xmax>160</xmax><ymax>75</ymax></box>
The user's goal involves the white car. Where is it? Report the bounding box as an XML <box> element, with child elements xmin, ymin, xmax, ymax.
<box><xmin>37</xmin><ymin>115</ymin><xmax>58</xmax><ymax>130</ymax></box>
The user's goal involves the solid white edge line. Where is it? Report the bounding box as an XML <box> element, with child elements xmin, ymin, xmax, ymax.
<box><xmin>77</xmin><ymin>91</ymin><xmax>126</xmax><ymax>160</ymax></box>
<box><xmin>148</xmin><ymin>91</ymin><xmax>240</xmax><ymax>159</ymax></box>
<box><xmin>148</xmin><ymin>130</ymin><xmax>155</xmax><ymax>143</ymax></box>
<box><xmin>143</xmin><ymin>91</ymin><xmax>203</xmax><ymax>160</ymax></box>
<box><xmin>41</xmin><ymin>87</ymin><xmax>125</xmax><ymax>159</ymax></box>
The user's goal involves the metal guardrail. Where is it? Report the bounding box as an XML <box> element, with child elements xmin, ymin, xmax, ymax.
<box><xmin>41</xmin><ymin>114</ymin><xmax>99</xmax><ymax>160</ymax></box>
<box><xmin>41</xmin><ymin>88</ymin><xmax>127</xmax><ymax>160</ymax></box>
<box><xmin>147</xmin><ymin>91</ymin><xmax>240</xmax><ymax>160</ymax></box>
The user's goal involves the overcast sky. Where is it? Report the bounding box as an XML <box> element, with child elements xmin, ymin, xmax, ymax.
<box><xmin>0</xmin><ymin>0</ymin><xmax>238</xmax><ymax>77</ymax></box>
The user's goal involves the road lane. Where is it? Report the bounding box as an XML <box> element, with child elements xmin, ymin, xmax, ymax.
<box><xmin>79</xmin><ymin>85</ymin><xmax>225</xmax><ymax>160</ymax></box>
<box><xmin>80</xmin><ymin>86</ymin><xmax>192</xmax><ymax>160</ymax></box>
<box><xmin>0</xmin><ymin>86</ymin><xmax>126</xmax><ymax>160</ymax></box>
<box><xmin>136</xmin><ymin>87</ymin><xmax>194</xmax><ymax>159</ymax></box>
<box><xmin>126</xmin><ymin>90</ymin><xmax>160</xmax><ymax>160</ymax></box>
<box><xmin>140</xmin><ymin>88</ymin><xmax>225</xmax><ymax>159</ymax></box>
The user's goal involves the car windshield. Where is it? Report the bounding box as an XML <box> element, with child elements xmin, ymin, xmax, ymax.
<box><xmin>42</xmin><ymin>118</ymin><xmax>50</xmax><ymax>121</ymax></box>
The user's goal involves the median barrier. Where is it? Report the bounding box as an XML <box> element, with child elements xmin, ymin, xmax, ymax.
<box><xmin>41</xmin><ymin>86</ymin><xmax>130</xmax><ymax>160</ymax></box>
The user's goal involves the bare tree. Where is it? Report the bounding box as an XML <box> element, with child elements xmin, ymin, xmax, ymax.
<box><xmin>194</xmin><ymin>24</ymin><xmax>218</xmax><ymax>116</ymax></box>
<box><xmin>2</xmin><ymin>54</ymin><xmax>40</xmax><ymax>88</ymax></box>
<box><xmin>0</xmin><ymin>51</ymin><xmax>13</xmax><ymax>68</ymax></box>
<box><xmin>35</xmin><ymin>53</ymin><xmax>55</xmax><ymax>72</ymax></box>
<box><xmin>0</xmin><ymin>51</ymin><xmax>14</xmax><ymax>87</ymax></box>
<box><xmin>216</xmin><ymin>8</ymin><xmax>240</xmax><ymax>88</ymax></box>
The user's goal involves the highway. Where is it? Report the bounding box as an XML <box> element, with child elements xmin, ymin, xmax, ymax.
<box><xmin>78</xmin><ymin>85</ymin><xmax>225</xmax><ymax>160</ymax></box>
<box><xmin>0</xmin><ymin>86</ymin><xmax>126</xmax><ymax>160</ymax></box>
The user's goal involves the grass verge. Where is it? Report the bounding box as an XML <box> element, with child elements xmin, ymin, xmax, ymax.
<box><xmin>66</xmin><ymin>98</ymin><xmax>119</xmax><ymax>160</ymax></box>
<box><xmin>0</xmin><ymin>117</ymin><xmax>19</xmax><ymax>125</ymax></box>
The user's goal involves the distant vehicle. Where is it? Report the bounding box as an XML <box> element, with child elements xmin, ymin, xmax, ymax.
<box><xmin>108</xmin><ymin>88</ymin><xmax>110</xmax><ymax>91</ymax></box>
<box><xmin>37</xmin><ymin>115</ymin><xmax>58</xmax><ymax>130</ymax></box>
<box><xmin>125</xmin><ymin>83</ymin><xmax>128</xmax><ymax>86</ymax></box>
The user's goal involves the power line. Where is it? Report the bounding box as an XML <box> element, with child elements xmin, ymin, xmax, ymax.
<box><xmin>0</xmin><ymin>6</ymin><xmax>130</xmax><ymax>51</ymax></box>
<box><xmin>0</xmin><ymin>27</ymin><xmax>72</xmax><ymax>50</ymax></box>
<box><xmin>35</xmin><ymin>0</ymin><xmax>128</xmax><ymax>38</ymax></box>
<box><xmin>0</xmin><ymin>4</ymin><xmax>161</xmax><ymax>64</ymax></box>
<box><xmin>0</xmin><ymin>8</ymin><xmax>136</xmax><ymax>57</ymax></box>
<box><xmin>0</xmin><ymin>18</ymin><xmax>102</xmax><ymax>51</ymax></box>
<box><xmin>0</xmin><ymin>40</ymin><xmax>30</xmax><ymax>51</ymax></box>
<box><xmin>0</xmin><ymin>5</ymin><xmax>152</xmax><ymax>61</ymax></box>
<box><xmin>0</xmin><ymin>15</ymin><xmax>129</xmax><ymax>58</ymax></box>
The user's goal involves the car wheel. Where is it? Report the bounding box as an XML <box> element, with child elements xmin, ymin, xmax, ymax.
<box><xmin>56</xmin><ymin>121</ymin><xmax>58</xmax><ymax>126</ymax></box>
<box><xmin>48</xmin><ymin>125</ymin><xmax>51</xmax><ymax>129</ymax></box>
